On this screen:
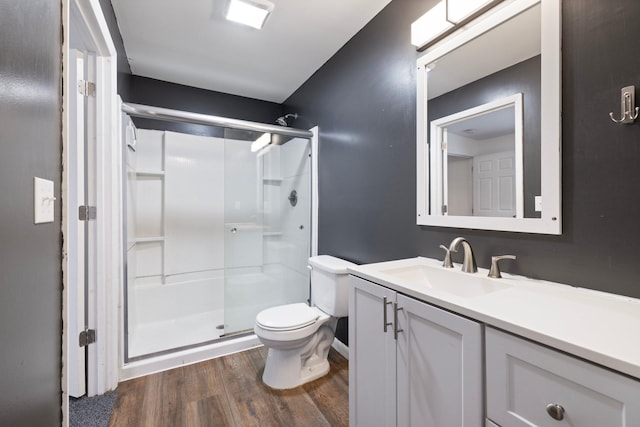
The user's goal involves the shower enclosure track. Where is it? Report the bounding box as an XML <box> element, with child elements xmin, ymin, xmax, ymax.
<box><xmin>122</xmin><ymin>102</ymin><xmax>313</xmax><ymax>139</ymax></box>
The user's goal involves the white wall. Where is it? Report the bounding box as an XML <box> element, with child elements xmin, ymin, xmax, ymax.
<box><xmin>448</xmin><ymin>133</ymin><xmax>514</xmax><ymax>157</ymax></box>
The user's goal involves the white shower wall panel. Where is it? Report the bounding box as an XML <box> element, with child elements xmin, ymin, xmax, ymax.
<box><xmin>224</xmin><ymin>224</ymin><xmax>263</xmax><ymax>268</ymax></box>
<box><xmin>280</xmin><ymin>174</ymin><xmax>310</xmax><ymax>276</ymax></box>
<box><xmin>224</xmin><ymin>140</ymin><xmax>260</xmax><ymax>224</ymax></box>
<box><xmin>279</xmin><ymin>138</ymin><xmax>311</xmax><ymax>276</ymax></box>
<box><xmin>132</xmin><ymin>270</ymin><xmax>224</xmax><ymax>325</ymax></box>
<box><xmin>135</xmin><ymin>129</ymin><xmax>164</xmax><ymax>171</ymax></box>
<box><xmin>281</xmin><ymin>138</ymin><xmax>311</xmax><ymax>179</ymax></box>
<box><xmin>164</xmin><ymin>131</ymin><xmax>225</xmax><ymax>275</ymax></box>
<box><xmin>135</xmin><ymin>177</ymin><xmax>163</xmax><ymax>238</ymax></box>
<box><xmin>262</xmin><ymin>179</ymin><xmax>282</xmax><ymax>237</ymax></box>
<box><xmin>135</xmin><ymin>242</ymin><xmax>163</xmax><ymax>277</ymax></box>
<box><xmin>224</xmin><ymin>265</ymin><xmax>309</xmax><ymax>333</ymax></box>
<box><xmin>224</xmin><ymin>139</ymin><xmax>263</xmax><ymax>269</ymax></box>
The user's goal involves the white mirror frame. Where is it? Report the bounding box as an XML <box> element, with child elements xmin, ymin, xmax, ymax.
<box><xmin>416</xmin><ymin>0</ymin><xmax>561</xmax><ymax>234</ymax></box>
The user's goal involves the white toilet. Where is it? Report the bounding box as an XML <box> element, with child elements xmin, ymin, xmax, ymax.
<box><xmin>254</xmin><ymin>255</ymin><xmax>355</xmax><ymax>389</ymax></box>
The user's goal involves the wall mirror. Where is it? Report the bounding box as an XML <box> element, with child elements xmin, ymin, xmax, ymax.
<box><xmin>416</xmin><ymin>0</ymin><xmax>561</xmax><ymax>234</ymax></box>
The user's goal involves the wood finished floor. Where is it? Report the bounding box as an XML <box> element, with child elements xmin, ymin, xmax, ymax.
<box><xmin>108</xmin><ymin>347</ymin><xmax>349</xmax><ymax>427</ymax></box>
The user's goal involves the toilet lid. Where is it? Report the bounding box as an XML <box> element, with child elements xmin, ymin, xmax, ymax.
<box><xmin>256</xmin><ymin>303</ymin><xmax>320</xmax><ymax>331</ymax></box>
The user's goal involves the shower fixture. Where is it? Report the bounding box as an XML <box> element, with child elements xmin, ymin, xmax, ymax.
<box><xmin>276</xmin><ymin>113</ymin><xmax>298</xmax><ymax>127</ymax></box>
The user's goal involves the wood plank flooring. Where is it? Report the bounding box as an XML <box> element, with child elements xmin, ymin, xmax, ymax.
<box><xmin>109</xmin><ymin>347</ymin><xmax>349</xmax><ymax>427</ymax></box>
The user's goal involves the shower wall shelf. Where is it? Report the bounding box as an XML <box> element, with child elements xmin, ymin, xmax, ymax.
<box><xmin>263</xmin><ymin>177</ymin><xmax>283</xmax><ymax>183</ymax></box>
<box><xmin>135</xmin><ymin>236</ymin><xmax>165</xmax><ymax>243</ymax></box>
<box><xmin>136</xmin><ymin>170</ymin><xmax>165</xmax><ymax>177</ymax></box>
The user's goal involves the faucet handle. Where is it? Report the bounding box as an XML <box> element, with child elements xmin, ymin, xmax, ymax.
<box><xmin>439</xmin><ymin>245</ymin><xmax>454</xmax><ymax>268</ymax></box>
<box><xmin>488</xmin><ymin>255</ymin><xmax>516</xmax><ymax>278</ymax></box>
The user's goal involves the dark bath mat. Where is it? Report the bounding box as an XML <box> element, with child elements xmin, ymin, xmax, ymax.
<box><xmin>69</xmin><ymin>390</ymin><xmax>116</xmax><ymax>427</ymax></box>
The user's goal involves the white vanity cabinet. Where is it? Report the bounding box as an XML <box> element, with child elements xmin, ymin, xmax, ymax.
<box><xmin>349</xmin><ymin>275</ymin><xmax>483</xmax><ymax>427</ymax></box>
<box><xmin>485</xmin><ymin>327</ymin><xmax>640</xmax><ymax>427</ymax></box>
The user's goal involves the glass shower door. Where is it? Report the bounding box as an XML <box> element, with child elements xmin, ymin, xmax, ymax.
<box><xmin>223</xmin><ymin>135</ymin><xmax>312</xmax><ymax>335</ymax></box>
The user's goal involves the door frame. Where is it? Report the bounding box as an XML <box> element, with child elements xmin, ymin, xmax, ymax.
<box><xmin>62</xmin><ymin>0</ymin><xmax>120</xmax><ymax>423</ymax></box>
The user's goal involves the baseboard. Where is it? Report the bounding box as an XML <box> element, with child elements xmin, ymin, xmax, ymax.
<box><xmin>331</xmin><ymin>338</ymin><xmax>349</xmax><ymax>360</ymax></box>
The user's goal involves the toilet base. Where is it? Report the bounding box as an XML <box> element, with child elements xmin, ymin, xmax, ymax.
<box><xmin>262</xmin><ymin>347</ymin><xmax>331</xmax><ymax>390</ymax></box>
<box><xmin>260</xmin><ymin>322</ymin><xmax>336</xmax><ymax>390</ymax></box>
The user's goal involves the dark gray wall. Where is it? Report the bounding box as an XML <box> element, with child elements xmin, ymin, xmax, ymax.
<box><xmin>0</xmin><ymin>0</ymin><xmax>62</xmax><ymax>425</ymax></box>
<box><xmin>126</xmin><ymin>75</ymin><xmax>284</xmax><ymax>136</ymax></box>
<box><xmin>285</xmin><ymin>0</ymin><xmax>640</xmax><ymax>337</ymax></box>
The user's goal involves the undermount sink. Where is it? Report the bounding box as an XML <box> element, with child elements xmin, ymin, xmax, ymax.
<box><xmin>379</xmin><ymin>264</ymin><xmax>511</xmax><ymax>298</ymax></box>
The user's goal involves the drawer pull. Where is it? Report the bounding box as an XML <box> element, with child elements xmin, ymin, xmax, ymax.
<box><xmin>546</xmin><ymin>403</ymin><xmax>565</xmax><ymax>421</ymax></box>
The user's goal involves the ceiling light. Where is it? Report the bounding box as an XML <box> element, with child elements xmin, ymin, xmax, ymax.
<box><xmin>251</xmin><ymin>133</ymin><xmax>271</xmax><ymax>152</ymax></box>
<box><xmin>411</xmin><ymin>0</ymin><xmax>502</xmax><ymax>50</ymax></box>
<box><xmin>226</xmin><ymin>0</ymin><xmax>274</xmax><ymax>30</ymax></box>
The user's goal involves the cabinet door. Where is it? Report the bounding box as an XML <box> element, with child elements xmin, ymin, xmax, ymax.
<box><xmin>396</xmin><ymin>294</ymin><xmax>483</xmax><ymax>427</ymax></box>
<box><xmin>349</xmin><ymin>276</ymin><xmax>397</xmax><ymax>427</ymax></box>
<box><xmin>486</xmin><ymin>327</ymin><xmax>640</xmax><ymax>427</ymax></box>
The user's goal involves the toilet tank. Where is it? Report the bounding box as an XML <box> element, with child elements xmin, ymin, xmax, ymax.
<box><xmin>308</xmin><ymin>255</ymin><xmax>356</xmax><ymax>317</ymax></box>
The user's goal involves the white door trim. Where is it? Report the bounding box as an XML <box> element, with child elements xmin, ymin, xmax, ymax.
<box><xmin>67</xmin><ymin>50</ymin><xmax>87</xmax><ymax>398</ymax></box>
<box><xmin>62</xmin><ymin>0</ymin><xmax>119</xmax><ymax>424</ymax></box>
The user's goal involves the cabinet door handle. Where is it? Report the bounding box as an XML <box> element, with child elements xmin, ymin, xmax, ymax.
<box><xmin>546</xmin><ymin>403</ymin><xmax>565</xmax><ymax>421</ymax></box>
<box><xmin>393</xmin><ymin>302</ymin><xmax>403</xmax><ymax>340</ymax></box>
<box><xmin>382</xmin><ymin>297</ymin><xmax>393</xmax><ymax>332</ymax></box>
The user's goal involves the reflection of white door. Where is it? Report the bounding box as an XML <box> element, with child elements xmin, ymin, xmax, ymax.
<box><xmin>447</xmin><ymin>156</ymin><xmax>473</xmax><ymax>216</ymax></box>
<box><xmin>473</xmin><ymin>151</ymin><xmax>515</xmax><ymax>217</ymax></box>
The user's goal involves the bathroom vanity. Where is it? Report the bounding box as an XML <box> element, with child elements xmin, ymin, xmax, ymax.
<box><xmin>348</xmin><ymin>257</ymin><xmax>640</xmax><ymax>427</ymax></box>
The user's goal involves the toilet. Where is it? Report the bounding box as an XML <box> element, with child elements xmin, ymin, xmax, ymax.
<box><xmin>254</xmin><ymin>255</ymin><xmax>355</xmax><ymax>389</ymax></box>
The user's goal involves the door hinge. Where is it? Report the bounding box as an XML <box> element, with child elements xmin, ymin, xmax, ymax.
<box><xmin>442</xmin><ymin>204</ymin><xmax>448</xmax><ymax>214</ymax></box>
<box><xmin>79</xmin><ymin>205</ymin><xmax>96</xmax><ymax>221</ymax></box>
<box><xmin>78</xmin><ymin>80</ymin><xmax>96</xmax><ymax>97</ymax></box>
<box><xmin>79</xmin><ymin>329</ymin><xmax>96</xmax><ymax>347</ymax></box>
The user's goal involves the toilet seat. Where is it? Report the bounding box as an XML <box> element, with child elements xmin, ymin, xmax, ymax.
<box><xmin>256</xmin><ymin>303</ymin><xmax>320</xmax><ymax>331</ymax></box>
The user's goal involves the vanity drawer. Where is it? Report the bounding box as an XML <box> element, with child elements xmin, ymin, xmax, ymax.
<box><xmin>485</xmin><ymin>327</ymin><xmax>640</xmax><ymax>427</ymax></box>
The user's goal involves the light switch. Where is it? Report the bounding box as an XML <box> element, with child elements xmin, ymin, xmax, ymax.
<box><xmin>534</xmin><ymin>195</ymin><xmax>542</xmax><ymax>212</ymax></box>
<box><xmin>34</xmin><ymin>177</ymin><xmax>55</xmax><ymax>224</ymax></box>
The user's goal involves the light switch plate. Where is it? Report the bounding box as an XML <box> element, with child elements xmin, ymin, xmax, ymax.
<box><xmin>34</xmin><ymin>177</ymin><xmax>55</xmax><ymax>224</ymax></box>
<box><xmin>534</xmin><ymin>195</ymin><xmax>542</xmax><ymax>212</ymax></box>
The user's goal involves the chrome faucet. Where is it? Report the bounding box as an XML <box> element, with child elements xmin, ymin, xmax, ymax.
<box><xmin>488</xmin><ymin>255</ymin><xmax>516</xmax><ymax>278</ymax></box>
<box><xmin>448</xmin><ymin>237</ymin><xmax>477</xmax><ymax>273</ymax></box>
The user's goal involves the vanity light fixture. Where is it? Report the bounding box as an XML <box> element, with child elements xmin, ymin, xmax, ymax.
<box><xmin>226</xmin><ymin>0</ymin><xmax>274</xmax><ymax>30</ymax></box>
<box><xmin>411</xmin><ymin>0</ymin><xmax>504</xmax><ymax>51</ymax></box>
<box><xmin>251</xmin><ymin>132</ymin><xmax>271</xmax><ymax>152</ymax></box>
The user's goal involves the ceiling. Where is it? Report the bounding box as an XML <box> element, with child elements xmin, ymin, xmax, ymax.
<box><xmin>111</xmin><ymin>0</ymin><xmax>392</xmax><ymax>104</ymax></box>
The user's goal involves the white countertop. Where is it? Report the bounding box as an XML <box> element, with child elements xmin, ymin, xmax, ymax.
<box><xmin>348</xmin><ymin>257</ymin><xmax>640</xmax><ymax>380</ymax></box>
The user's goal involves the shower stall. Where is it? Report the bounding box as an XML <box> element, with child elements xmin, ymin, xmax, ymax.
<box><xmin>121</xmin><ymin>104</ymin><xmax>315</xmax><ymax>374</ymax></box>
